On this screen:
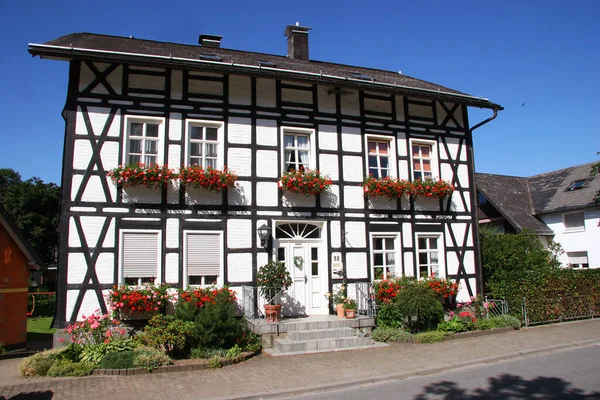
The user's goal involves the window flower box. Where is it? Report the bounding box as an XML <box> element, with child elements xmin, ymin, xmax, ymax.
<box><xmin>408</xmin><ymin>179</ymin><xmax>454</xmax><ymax>199</ymax></box>
<box><xmin>108</xmin><ymin>163</ymin><xmax>176</xmax><ymax>189</ymax></box>
<box><xmin>179</xmin><ymin>165</ymin><xmax>238</xmax><ymax>193</ymax></box>
<box><xmin>279</xmin><ymin>168</ymin><xmax>332</xmax><ymax>196</ymax></box>
<box><xmin>362</xmin><ymin>176</ymin><xmax>454</xmax><ymax>200</ymax></box>
<box><xmin>108</xmin><ymin>284</ymin><xmax>170</xmax><ymax>318</ymax></box>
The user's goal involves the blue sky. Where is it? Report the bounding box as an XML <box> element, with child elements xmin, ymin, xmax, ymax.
<box><xmin>1</xmin><ymin>0</ymin><xmax>599</xmax><ymax>185</ymax></box>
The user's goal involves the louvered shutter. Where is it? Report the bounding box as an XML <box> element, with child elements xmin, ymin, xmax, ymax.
<box><xmin>122</xmin><ymin>232</ymin><xmax>159</xmax><ymax>278</ymax></box>
<box><xmin>187</xmin><ymin>234</ymin><xmax>221</xmax><ymax>276</ymax></box>
<box><xmin>568</xmin><ymin>252</ymin><xmax>588</xmax><ymax>264</ymax></box>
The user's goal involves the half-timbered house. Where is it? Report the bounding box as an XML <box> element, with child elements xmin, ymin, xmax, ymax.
<box><xmin>29</xmin><ymin>25</ymin><xmax>502</xmax><ymax>326</ymax></box>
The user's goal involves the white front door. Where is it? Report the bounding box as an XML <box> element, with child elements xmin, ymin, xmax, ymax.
<box><xmin>276</xmin><ymin>241</ymin><xmax>327</xmax><ymax>316</ymax></box>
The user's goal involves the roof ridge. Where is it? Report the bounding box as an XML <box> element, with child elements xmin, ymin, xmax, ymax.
<box><xmin>528</xmin><ymin>161</ymin><xmax>598</xmax><ymax>179</ymax></box>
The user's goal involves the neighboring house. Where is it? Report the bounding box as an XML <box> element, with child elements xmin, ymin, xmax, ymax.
<box><xmin>0</xmin><ymin>204</ymin><xmax>44</xmax><ymax>348</ymax></box>
<box><xmin>476</xmin><ymin>162</ymin><xmax>600</xmax><ymax>269</ymax></box>
<box><xmin>29</xmin><ymin>25</ymin><xmax>501</xmax><ymax>326</ymax></box>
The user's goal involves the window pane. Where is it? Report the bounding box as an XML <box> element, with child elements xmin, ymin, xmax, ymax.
<box><xmin>375</xmin><ymin>268</ymin><xmax>384</xmax><ymax>280</ymax></box>
<box><xmin>429</xmin><ymin>238</ymin><xmax>438</xmax><ymax>249</ymax></box>
<box><xmin>419</xmin><ymin>265</ymin><xmax>428</xmax><ymax>277</ymax></box>
<box><xmin>297</xmin><ymin>135</ymin><xmax>309</xmax><ymax>148</ymax></box>
<box><xmin>205</xmin><ymin>127</ymin><xmax>218</xmax><ymax>141</ymax></box>
<box><xmin>386</xmin><ymin>253</ymin><xmax>395</xmax><ymax>266</ymax></box>
<box><xmin>369</xmin><ymin>156</ymin><xmax>378</xmax><ymax>168</ymax></box>
<box><xmin>312</xmin><ymin>263</ymin><xmax>318</xmax><ymax>276</ymax></box>
<box><xmin>311</xmin><ymin>248</ymin><xmax>318</xmax><ymax>261</ymax></box>
<box><xmin>424</xmin><ymin>171</ymin><xmax>433</xmax><ymax>179</ymax></box>
<box><xmin>418</xmin><ymin>238</ymin><xmax>427</xmax><ymax>248</ymax></box>
<box><xmin>205</xmin><ymin>143</ymin><xmax>217</xmax><ymax>158</ymax></box>
<box><xmin>374</xmin><ymin>238</ymin><xmax>383</xmax><ymax>250</ymax></box>
<box><xmin>380</xmin><ymin>169</ymin><xmax>389</xmax><ymax>178</ymax></box>
<box><xmin>368</xmin><ymin>141</ymin><xmax>377</xmax><ymax>153</ymax></box>
<box><xmin>430</xmin><ymin>265</ymin><xmax>439</xmax><ymax>276</ymax></box>
<box><xmin>277</xmin><ymin>248</ymin><xmax>286</xmax><ymax>262</ymax></box>
<box><xmin>189</xmin><ymin>276</ymin><xmax>202</xmax><ymax>285</ymax></box>
<box><xmin>190</xmin><ymin>126</ymin><xmax>203</xmax><ymax>140</ymax></box>
<box><xmin>431</xmin><ymin>252</ymin><xmax>439</xmax><ymax>264</ymax></box>
<box><xmin>298</xmin><ymin>150</ymin><xmax>309</xmax><ymax>165</ymax></box>
<box><xmin>419</xmin><ymin>253</ymin><xmax>427</xmax><ymax>265</ymax></box>
<box><xmin>141</xmin><ymin>277</ymin><xmax>155</xmax><ymax>284</ymax></box>
<box><xmin>380</xmin><ymin>157</ymin><xmax>389</xmax><ymax>169</ymax></box>
<box><xmin>205</xmin><ymin>275</ymin><xmax>218</xmax><ymax>285</ymax></box>
<box><xmin>144</xmin><ymin>155</ymin><xmax>157</xmax><ymax>165</ymax></box>
<box><xmin>190</xmin><ymin>143</ymin><xmax>202</xmax><ymax>157</ymax></box>
<box><xmin>423</xmin><ymin>160</ymin><xmax>432</xmax><ymax>171</ymax></box>
<box><xmin>413</xmin><ymin>160</ymin><xmax>421</xmax><ymax>170</ymax></box>
<box><xmin>421</xmin><ymin>146</ymin><xmax>430</xmax><ymax>157</ymax></box>
<box><xmin>369</xmin><ymin>168</ymin><xmax>379</xmax><ymax>178</ymax></box>
<box><xmin>414</xmin><ymin>171</ymin><xmax>423</xmax><ymax>180</ymax></box>
<box><xmin>130</xmin><ymin>123</ymin><xmax>143</xmax><ymax>136</ymax></box>
<box><xmin>146</xmin><ymin>124</ymin><xmax>159</xmax><ymax>137</ymax></box>
<box><xmin>125</xmin><ymin>277</ymin><xmax>139</xmax><ymax>285</ymax></box>
<box><xmin>284</xmin><ymin>135</ymin><xmax>294</xmax><ymax>147</ymax></box>
<box><xmin>285</xmin><ymin>150</ymin><xmax>295</xmax><ymax>163</ymax></box>
<box><xmin>190</xmin><ymin>156</ymin><xmax>201</xmax><ymax>166</ymax></box>
<box><xmin>145</xmin><ymin>140</ymin><xmax>158</xmax><ymax>154</ymax></box>
<box><xmin>379</xmin><ymin>142</ymin><xmax>388</xmax><ymax>154</ymax></box>
<box><xmin>128</xmin><ymin>155</ymin><xmax>141</xmax><ymax>164</ymax></box>
<box><xmin>412</xmin><ymin>145</ymin><xmax>420</xmax><ymax>157</ymax></box>
<box><xmin>374</xmin><ymin>253</ymin><xmax>384</xmax><ymax>265</ymax></box>
<box><xmin>205</xmin><ymin>158</ymin><xmax>217</xmax><ymax>169</ymax></box>
<box><xmin>385</xmin><ymin>238</ymin><xmax>394</xmax><ymax>249</ymax></box>
<box><xmin>129</xmin><ymin>139</ymin><xmax>141</xmax><ymax>154</ymax></box>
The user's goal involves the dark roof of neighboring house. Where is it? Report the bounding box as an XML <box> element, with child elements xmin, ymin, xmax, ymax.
<box><xmin>476</xmin><ymin>173</ymin><xmax>554</xmax><ymax>236</ymax></box>
<box><xmin>0</xmin><ymin>203</ymin><xmax>44</xmax><ymax>270</ymax></box>
<box><xmin>476</xmin><ymin>162</ymin><xmax>599</xmax><ymax>235</ymax></box>
<box><xmin>27</xmin><ymin>32</ymin><xmax>501</xmax><ymax>110</ymax></box>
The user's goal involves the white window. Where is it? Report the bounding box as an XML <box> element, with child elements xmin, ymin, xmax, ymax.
<box><xmin>372</xmin><ymin>235</ymin><xmax>398</xmax><ymax>280</ymax></box>
<box><xmin>410</xmin><ymin>139</ymin><xmax>438</xmax><ymax>181</ymax></box>
<box><xmin>282</xmin><ymin>127</ymin><xmax>315</xmax><ymax>172</ymax></box>
<box><xmin>564</xmin><ymin>212</ymin><xmax>585</xmax><ymax>232</ymax></box>
<box><xmin>124</xmin><ymin>116</ymin><xmax>165</xmax><ymax>165</ymax></box>
<box><xmin>120</xmin><ymin>231</ymin><xmax>161</xmax><ymax>285</ymax></box>
<box><xmin>185</xmin><ymin>232</ymin><xmax>223</xmax><ymax>286</ymax></box>
<box><xmin>567</xmin><ymin>251</ymin><xmax>589</xmax><ymax>269</ymax></box>
<box><xmin>185</xmin><ymin>120</ymin><xmax>224</xmax><ymax>168</ymax></box>
<box><xmin>417</xmin><ymin>235</ymin><xmax>441</xmax><ymax>278</ymax></box>
<box><xmin>365</xmin><ymin>135</ymin><xmax>397</xmax><ymax>179</ymax></box>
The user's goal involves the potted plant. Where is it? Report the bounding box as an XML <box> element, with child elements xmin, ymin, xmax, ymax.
<box><xmin>278</xmin><ymin>168</ymin><xmax>332</xmax><ymax>196</ymax></box>
<box><xmin>107</xmin><ymin>163</ymin><xmax>176</xmax><ymax>189</ymax></box>
<box><xmin>179</xmin><ymin>165</ymin><xmax>238</xmax><ymax>192</ymax></box>
<box><xmin>256</xmin><ymin>261</ymin><xmax>292</xmax><ymax>322</ymax></box>
<box><xmin>408</xmin><ymin>179</ymin><xmax>454</xmax><ymax>199</ymax></box>
<box><xmin>343</xmin><ymin>298</ymin><xmax>357</xmax><ymax>319</ymax></box>
<box><xmin>325</xmin><ymin>285</ymin><xmax>347</xmax><ymax>317</ymax></box>
<box><xmin>108</xmin><ymin>283</ymin><xmax>170</xmax><ymax>320</ymax></box>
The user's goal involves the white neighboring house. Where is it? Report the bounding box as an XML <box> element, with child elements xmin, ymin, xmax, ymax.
<box><xmin>476</xmin><ymin>162</ymin><xmax>600</xmax><ymax>269</ymax></box>
<box><xmin>28</xmin><ymin>26</ymin><xmax>501</xmax><ymax>326</ymax></box>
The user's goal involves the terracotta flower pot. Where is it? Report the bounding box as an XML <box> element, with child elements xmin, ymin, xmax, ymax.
<box><xmin>345</xmin><ymin>309</ymin><xmax>356</xmax><ymax>319</ymax></box>
<box><xmin>336</xmin><ymin>304</ymin><xmax>346</xmax><ymax>318</ymax></box>
<box><xmin>265</xmin><ymin>304</ymin><xmax>282</xmax><ymax>322</ymax></box>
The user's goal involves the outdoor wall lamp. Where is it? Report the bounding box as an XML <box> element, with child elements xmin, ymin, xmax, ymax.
<box><xmin>257</xmin><ymin>224</ymin><xmax>271</xmax><ymax>248</ymax></box>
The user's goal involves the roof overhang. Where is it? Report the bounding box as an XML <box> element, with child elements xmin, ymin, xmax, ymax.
<box><xmin>28</xmin><ymin>43</ymin><xmax>503</xmax><ymax>111</ymax></box>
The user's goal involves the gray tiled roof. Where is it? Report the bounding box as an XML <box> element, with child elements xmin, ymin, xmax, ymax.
<box><xmin>29</xmin><ymin>32</ymin><xmax>500</xmax><ymax>109</ymax></box>
<box><xmin>476</xmin><ymin>162</ymin><xmax>599</xmax><ymax>234</ymax></box>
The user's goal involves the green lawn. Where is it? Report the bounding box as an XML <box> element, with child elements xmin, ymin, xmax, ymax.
<box><xmin>27</xmin><ymin>317</ymin><xmax>55</xmax><ymax>343</ymax></box>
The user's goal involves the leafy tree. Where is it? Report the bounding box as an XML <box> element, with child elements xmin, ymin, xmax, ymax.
<box><xmin>0</xmin><ymin>168</ymin><xmax>60</xmax><ymax>265</ymax></box>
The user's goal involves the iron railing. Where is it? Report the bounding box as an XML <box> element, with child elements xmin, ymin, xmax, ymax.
<box><xmin>241</xmin><ymin>286</ymin><xmax>287</xmax><ymax>320</ymax></box>
<box><xmin>483</xmin><ymin>296</ymin><xmax>508</xmax><ymax>318</ymax></box>
<box><xmin>522</xmin><ymin>294</ymin><xmax>600</xmax><ymax>327</ymax></box>
<box><xmin>354</xmin><ymin>282</ymin><xmax>377</xmax><ymax>317</ymax></box>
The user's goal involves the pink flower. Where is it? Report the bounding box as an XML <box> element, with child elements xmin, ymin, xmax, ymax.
<box><xmin>57</xmin><ymin>337</ymin><xmax>65</xmax><ymax>343</ymax></box>
<box><xmin>104</xmin><ymin>339</ymin><xmax>110</xmax><ymax>344</ymax></box>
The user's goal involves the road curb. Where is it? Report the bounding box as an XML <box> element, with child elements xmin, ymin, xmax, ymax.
<box><xmin>223</xmin><ymin>338</ymin><xmax>600</xmax><ymax>400</ymax></box>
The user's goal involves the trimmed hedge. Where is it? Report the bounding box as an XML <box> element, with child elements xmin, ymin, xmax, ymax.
<box><xmin>99</xmin><ymin>351</ymin><xmax>135</xmax><ymax>369</ymax></box>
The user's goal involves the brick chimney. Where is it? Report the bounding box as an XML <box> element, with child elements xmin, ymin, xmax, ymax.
<box><xmin>198</xmin><ymin>34</ymin><xmax>223</xmax><ymax>48</ymax></box>
<box><xmin>284</xmin><ymin>23</ymin><xmax>311</xmax><ymax>61</ymax></box>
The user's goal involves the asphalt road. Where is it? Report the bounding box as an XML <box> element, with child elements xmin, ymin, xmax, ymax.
<box><xmin>277</xmin><ymin>342</ymin><xmax>600</xmax><ymax>400</ymax></box>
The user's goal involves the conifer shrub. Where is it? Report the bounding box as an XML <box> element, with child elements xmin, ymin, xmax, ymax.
<box><xmin>98</xmin><ymin>351</ymin><xmax>135</xmax><ymax>369</ymax></box>
<box><xmin>194</xmin><ymin>289</ymin><xmax>245</xmax><ymax>349</ymax></box>
<box><xmin>393</xmin><ymin>283</ymin><xmax>444</xmax><ymax>333</ymax></box>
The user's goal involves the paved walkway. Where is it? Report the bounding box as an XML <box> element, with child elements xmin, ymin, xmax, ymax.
<box><xmin>1</xmin><ymin>319</ymin><xmax>599</xmax><ymax>400</ymax></box>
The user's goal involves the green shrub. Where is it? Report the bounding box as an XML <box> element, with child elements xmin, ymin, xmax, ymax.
<box><xmin>194</xmin><ymin>290</ymin><xmax>245</xmax><ymax>349</ymax></box>
<box><xmin>135</xmin><ymin>315</ymin><xmax>196</xmax><ymax>358</ymax></box>
<box><xmin>0</xmin><ymin>343</ymin><xmax>5</xmax><ymax>355</ymax></box>
<box><xmin>28</xmin><ymin>292</ymin><xmax>56</xmax><ymax>318</ymax></box>
<box><xmin>437</xmin><ymin>314</ymin><xmax>478</xmax><ymax>333</ymax></box>
<box><xmin>395</xmin><ymin>283</ymin><xmax>444</xmax><ymax>333</ymax></box>
<box><xmin>376</xmin><ymin>302</ymin><xmax>405</xmax><ymax>329</ymax></box>
<box><xmin>371</xmin><ymin>327</ymin><xmax>414</xmax><ymax>342</ymax></box>
<box><xmin>414</xmin><ymin>331</ymin><xmax>453</xmax><ymax>344</ymax></box>
<box><xmin>239</xmin><ymin>329</ymin><xmax>262</xmax><ymax>352</ymax></box>
<box><xmin>225</xmin><ymin>345</ymin><xmax>242</xmax><ymax>359</ymax></box>
<box><xmin>478</xmin><ymin>315</ymin><xmax>522</xmax><ymax>330</ymax></box>
<box><xmin>79</xmin><ymin>338</ymin><xmax>136</xmax><ymax>365</ymax></box>
<box><xmin>174</xmin><ymin>299</ymin><xmax>201</xmax><ymax>322</ymax></box>
<box><xmin>19</xmin><ymin>349</ymin><xmax>64</xmax><ymax>377</ymax></box>
<box><xmin>46</xmin><ymin>359</ymin><xmax>95</xmax><ymax>377</ymax></box>
<box><xmin>207</xmin><ymin>355</ymin><xmax>222</xmax><ymax>369</ymax></box>
<box><xmin>98</xmin><ymin>351</ymin><xmax>135</xmax><ymax>369</ymax></box>
<box><xmin>132</xmin><ymin>346</ymin><xmax>171</xmax><ymax>371</ymax></box>
<box><xmin>190</xmin><ymin>347</ymin><xmax>226</xmax><ymax>359</ymax></box>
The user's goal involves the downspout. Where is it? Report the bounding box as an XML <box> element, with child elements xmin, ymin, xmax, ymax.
<box><xmin>468</xmin><ymin>107</ymin><xmax>500</xmax><ymax>297</ymax></box>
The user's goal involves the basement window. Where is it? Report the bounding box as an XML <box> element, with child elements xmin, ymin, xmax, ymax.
<box><xmin>567</xmin><ymin>179</ymin><xmax>587</xmax><ymax>191</ymax></box>
<box><xmin>350</xmin><ymin>72</ymin><xmax>374</xmax><ymax>81</ymax></box>
<box><xmin>257</xmin><ymin>60</ymin><xmax>275</xmax><ymax>67</ymax></box>
<box><xmin>199</xmin><ymin>53</ymin><xmax>222</xmax><ymax>61</ymax></box>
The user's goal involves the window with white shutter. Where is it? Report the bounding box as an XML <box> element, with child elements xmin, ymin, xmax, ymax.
<box><xmin>186</xmin><ymin>232</ymin><xmax>222</xmax><ymax>286</ymax></box>
<box><xmin>121</xmin><ymin>231</ymin><xmax>160</xmax><ymax>285</ymax></box>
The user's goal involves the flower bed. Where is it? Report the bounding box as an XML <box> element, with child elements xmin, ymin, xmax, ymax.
<box><xmin>108</xmin><ymin>163</ymin><xmax>176</xmax><ymax>188</ymax></box>
<box><xmin>108</xmin><ymin>284</ymin><xmax>170</xmax><ymax>315</ymax></box>
<box><xmin>279</xmin><ymin>168</ymin><xmax>332</xmax><ymax>196</ymax></box>
<box><xmin>179</xmin><ymin>165</ymin><xmax>238</xmax><ymax>192</ymax></box>
<box><xmin>362</xmin><ymin>177</ymin><xmax>454</xmax><ymax>200</ymax></box>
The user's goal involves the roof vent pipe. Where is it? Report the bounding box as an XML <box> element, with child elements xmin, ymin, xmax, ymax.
<box><xmin>198</xmin><ymin>34</ymin><xmax>223</xmax><ymax>48</ymax></box>
<box><xmin>284</xmin><ymin>24</ymin><xmax>311</xmax><ymax>61</ymax></box>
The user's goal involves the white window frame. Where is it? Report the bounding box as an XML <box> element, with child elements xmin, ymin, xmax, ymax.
<box><xmin>566</xmin><ymin>251</ymin><xmax>589</xmax><ymax>269</ymax></box>
<box><xmin>281</xmin><ymin>126</ymin><xmax>316</xmax><ymax>172</ymax></box>
<box><xmin>370</xmin><ymin>233</ymin><xmax>400</xmax><ymax>280</ymax></box>
<box><xmin>118</xmin><ymin>229</ymin><xmax>162</xmax><ymax>285</ymax></box>
<box><xmin>409</xmin><ymin>138</ymin><xmax>439</xmax><ymax>181</ymax></box>
<box><xmin>123</xmin><ymin>115</ymin><xmax>166</xmax><ymax>166</ymax></box>
<box><xmin>416</xmin><ymin>234</ymin><xmax>444</xmax><ymax>279</ymax></box>
<box><xmin>184</xmin><ymin>119</ymin><xmax>225</xmax><ymax>169</ymax></box>
<box><xmin>364</xmin><ymin>134</ymin><xmax>397</xmax><ymax>179</ymax></box>
<box><xmin>563</xmin><ymin>212</ymin><xmax>585</xmax><ymax>233</ymax></box>
<box><xmin>183</xmin><ymin>230</ymin><xmax>224</xmax><ymax>287</ymax></box>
